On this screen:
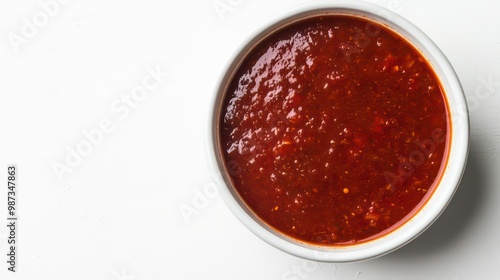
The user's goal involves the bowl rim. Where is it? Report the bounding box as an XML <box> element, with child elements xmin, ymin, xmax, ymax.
<box><xmin>207</xmin><ymin>0</ymin><xmax>470</xmax><ymax>262</ymax></box>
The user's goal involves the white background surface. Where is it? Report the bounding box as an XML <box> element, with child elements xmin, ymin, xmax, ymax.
<box><xmin>0</xmin><ymin>0</ymin><xmax>499</xmax><ymax>279</ymax></box>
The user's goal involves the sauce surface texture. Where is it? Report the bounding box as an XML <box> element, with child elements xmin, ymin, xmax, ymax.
<box><xmin>220</xmin><ymin>15</ymin><xmax>449</xmax><ymax>245</ymax></box>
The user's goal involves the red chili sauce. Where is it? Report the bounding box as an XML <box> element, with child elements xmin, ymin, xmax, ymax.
<box><xmin>220</xmin><ymin>15</ymin><xmax>449</xmax><ymax>245</ymax></box>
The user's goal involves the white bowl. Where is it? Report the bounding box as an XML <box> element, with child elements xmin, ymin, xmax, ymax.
<box><xmin>208</xmin><ymin>0</ymin><xmax>469</xmax><ymax>262</ymax></box>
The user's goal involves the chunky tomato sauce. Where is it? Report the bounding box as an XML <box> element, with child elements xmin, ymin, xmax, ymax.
<box><xmin>220</xmin><ymin>15</ymin><xmax>449</xmax><ymax>245</ymax></box>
